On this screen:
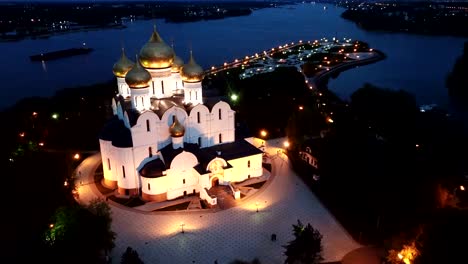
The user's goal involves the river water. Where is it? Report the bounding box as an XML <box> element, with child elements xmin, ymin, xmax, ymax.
<box><xmin>0</xmin><ymin>3</ymin><xmax>466</xmax><ymax>110</ymax></box>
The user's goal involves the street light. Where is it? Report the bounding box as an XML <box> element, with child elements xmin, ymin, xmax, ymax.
<box><xmin>230</xmin><ymin>94</ymin><xmax>238</xmax><ymax>102</ymax></box>
<box><xmin>180</xmin><ymin>223</ymin><xmax>185</xmax><ymax>234</ymax></box>
<box><xmin>260</xmin><ymin>130</ymin><xmax>267</xmax><ymax>138</ymax></box>
<box><xmin>283</xmin><ymin>141</ymin><xmax>290</xmax><ymax>148</ymax></box>
<box><xmin>73</xmin><ymin>153</ymin><xmax>80</xmax><ymax>160</ymax></box>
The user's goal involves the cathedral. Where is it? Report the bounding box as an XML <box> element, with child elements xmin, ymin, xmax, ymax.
<box><xmin>99</xmin><ymin>27</ymin><xmax>263</xmax><ymax>204</ymax></box>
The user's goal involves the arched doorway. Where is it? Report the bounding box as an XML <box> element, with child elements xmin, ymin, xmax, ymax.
<box><xmin>211</xmin><ymin>177</ymin><xmax>219</xmax><ymax>187</ymax></box>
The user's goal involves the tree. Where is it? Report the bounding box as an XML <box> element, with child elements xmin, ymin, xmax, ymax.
<box><xmin>283</xmin><ymin>220</ymin><xmax>323</xmax><ymax>264</ymax></box>
<box><xmin>415</xmin><ymin>209</ymin><xmax>468</xmax><ymax>264</ymax></box>
<box><xmin>121</xmin><ymin>247</ymin><xmax>144</xmax><ymax>264</ymax></box>
<box><xmin>446</xmin><ymin>42</ymin><xmax>468</xmax><ymax>108</ymax></box>
<box><xmin>86</xmin><ymin>198</ymin><xmax>116</xmax><ymax>256</ymax></box>
<box><xmin>43</xmin><ymin>199</ymin><xmax>116</xmax><ymax>264</ymax></box>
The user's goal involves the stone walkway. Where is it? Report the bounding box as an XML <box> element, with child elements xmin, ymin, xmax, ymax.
<box><xmin>74</xmin><ymin>138</ymin><xmax>361</xmax><ymax>264</ymax></box>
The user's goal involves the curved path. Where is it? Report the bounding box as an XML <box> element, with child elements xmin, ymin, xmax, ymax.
<box><xmin>75</xmin><ymin>139</ymin><xmax>360</xmax><ymax>264</ymax></box>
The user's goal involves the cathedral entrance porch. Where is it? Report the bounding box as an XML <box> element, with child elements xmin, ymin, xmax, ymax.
<box><xmin>211</xmin><ymin>177</ymin><xmax>220</xmax><ymax>188</ymax></box>
<box><xmin>207</xmin><ymin>185</ymin><xmax>237</xmax><ymax>209</ymax></box>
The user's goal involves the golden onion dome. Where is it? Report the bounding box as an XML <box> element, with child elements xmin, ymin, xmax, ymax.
<box><xmin>139</xmin><ymin>27</ymin><xmax>174</xmax><ymax>69</ymax></box>
<box><xmin>169</xmin><ymin>116</ymin><xmax>185</xmax><ymax>137</ymax></box>
<box><xmin>180</xmin><ymin>51</ymin><xmax>204</xmax><ymax>83</ymax></box>
<box><xmin>125</xmin><ymin>57</ymin><xmax>152</xmax><ymax>89</ymax></box>
<box><xmin>171</xmin><ymin>54</ymin><xmax>184</xmax><ymax>73</ymax></box>
<box><xmin>112</xmin><ymin>49</ymin><xmax>134</xmax><ymax>78</ymax></box>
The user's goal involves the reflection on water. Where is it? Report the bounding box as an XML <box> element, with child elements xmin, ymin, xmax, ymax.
<box><xmin>0</xmin><ymin>3</ymin><xmax>465</xmax><ymax>110</ymax></box>
<box><xmin>41</xmin><ymin>61</ymin><xmax>47</xmax><ymax>73</ymax></box>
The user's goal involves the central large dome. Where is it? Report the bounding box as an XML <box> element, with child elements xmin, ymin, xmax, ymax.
<box><xmin>139</xmin><ymin>27</ymin><xmax>174</xmax><ymax>69</ymax></box>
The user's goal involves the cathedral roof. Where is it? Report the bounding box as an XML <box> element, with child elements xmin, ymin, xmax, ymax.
<box><xmin>125</xmin><ymin>58</ymin><xmax>152</xmax><ymax>89</ymax></box>
<box><xmin>180</xmin><ymin>51</ymin><xmax>204</xmax><ymax>83</ymax></box>
<box><xmin>139</xmin><ymin>27</ymin><xmax>174</xmax><ymax>69</ymax></box>
<box><xmin>139</xmin><ymin>158</ymin><xmax>166</xmax><ymax>178</ymax></box>
<box><xmin>99</xmin><ymin>116</ymin><xmax>133</xmax><ymax>148</ymax></box>
<box><xmin>171</xmin><ymin>55</ymin><xmax>184</xmax><ymax>73</ymax></box>
<box><xmin>157</xmin><ymin>140</ymin><xmax>263</xmax><ymax>175</ymax></box>
<box><xmin>112</xmin><ymin>49</ymin><xmax>134</xmax><ymax>78</ymax></box>
<box><xmin>169</xmin><ymin>116</ymin><xmax>185</xmax><ymax>137</ymax></box>
<box><xmin>160</xmin><ymin>143</ymin><xmax>200</xmax><ymax>170</ymax></box>
<box><xmin>115</xmin><ymin>95</ymin><xmax>230</xmax><ymax>127</ymax></box>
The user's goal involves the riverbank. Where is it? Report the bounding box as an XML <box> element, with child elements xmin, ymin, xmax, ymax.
<box><xmin>312</xmin><ymin>49</ymin><xmax>386</xmax><ymax>88</ymax></box>
<box><xmin>339</xmin><ymin>2</ymin><xmax>468</xmax><ymax>38</ymax></box>
<box><xmin>0</xmin><ymin>1</ymin><xmax>286</xmax><ymax>42</ymax></box>
<box><xmin>0</xmin><ymin>23</ymin><xmax>126</xmax><ymax>43</ymax></box>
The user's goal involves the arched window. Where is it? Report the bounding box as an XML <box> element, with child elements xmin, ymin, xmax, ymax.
<box><xmin>198</xmin><ymin>137</ymin><xmax>202</xmax><ymax>146</ymax></box>
<box><xmin>218</xmin><ymin>109</ymin><xmax>222</xmax><ymax>120</ymax></box>
<box><xmin>141</xmin><ymin>97</ymin><xmax>144</xmax><ymax>105</ymax></box>
<box><xmin>248</xmin><ymin>160</ymin><xmax>250</xmax><ymax>168</ymax></box>
<box><xmin>172</xmin><ymin>115</ymin><xmax>176</xmax><ymax>123</ymax></box>
<box><xmin>122</xmin><ymin>166</ymin><xmax>126</xmax><ymax>178</ymax></box>
<box><xmin>146</xmin><ymin>119</ymin><xmax>150</xmax><ymax>132</ymax></box>
<box><xmin>195</xmin><ymin>91</ymin><xmax>198</xmax><ymax>100</ymax></box>
<box><xmin>219</xmin><ymin>133</ymin><xmax>222</xmax><ymax>143</ymax></box>
<box><xmin>148</xmin><ymin>183</ymin><xmax>151</xmax><ymax>190</ymax></box>
<box><xmin>183</xmin><ymin>179</ymin><xmax>186</xmax><ymax>184</ymax></box>
<box><xmin>161</xmin><ymin>81</ymin><xmax>165</xmax><ymax>94</ymax></box>
<box><xmin>107</xmin><ymin>158</ymin><xmax>111</xmax><ymax>170</ymax></box>
<box><xmin>152</xmin><ymin>82</ymin><xmax>155</xmax><ymax>94</ymax></box>
<box><xmin>148</xmin><ymin>147</ymin><xmax>153</xmax><ymax>157</ymax></box>
<box><xmin>197</xmin><ymin>112</ymin><xmax>201</xmax><ymax>123</ymax></box>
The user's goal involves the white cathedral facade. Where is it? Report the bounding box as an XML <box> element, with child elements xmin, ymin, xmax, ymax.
<box><xmin>99</xmin><ymin>28</ymin><xmax>263</xmax><ymax>203</ymax></box>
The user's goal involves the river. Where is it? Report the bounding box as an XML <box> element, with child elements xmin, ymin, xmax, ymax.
<box><xmin>0</xmin><ymin>3</ymin><xmax>466</xmax><ymax>110</ymax></box>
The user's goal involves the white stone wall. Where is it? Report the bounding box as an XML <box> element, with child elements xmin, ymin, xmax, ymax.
<box><xmin>187</xmin><ymin>104</ymin><xmax>210</xmax><ymax>147</ymax></box>
<box><xmin>148</xmin><ymin>68</ymin><xmax>173</xmax><ymax>99</ymax></box>
<box><xmin>141</xmin><ymin>176</ymin><xmax>167</xmax><ymax>196</ymax></box>
<box><xmin>133</xmin><ymin>144</ymin><xmax>158</xmax><ymax>170</ymax></box>
<box><xmin>131</xmin><ymin>111</ymin><xmax>160</xmax><ymax>148</ymax></box>
<box><xmin>130</xmin><ymin>87</ymin><xmax>150</xmax><ymax>111</ymax></box>
<box><xmin>171</xmin><ymin>72</ymin><xmax>183</xmax><ymax>92</ymax></box>
<box><xmin>99</xmin><ymin>139</ymin><xmax>117</xmax><ymax>183</ymax></box>
<box><xmin>117</xmin><ymin>77</ymin><xmax>130</xmax><ymax>98</ymax></box>
<box><xmin>115</xmin><ymin>147</ymin><xmax>139</xmax><ymax>189</ymax></box>
<box><xmin>183</xmin><ymin>81</ymin><xmax>203</xmax><ymax>105</ymax></box>
<box><xmin>209</xmin><ymin>101</ymin><xmax>235</xmax><ymax>146</ymax></box>
<box><xmin>226</xmin><ymin>153</ymin><xmax>263</xmax><ymax>183</ymax></box>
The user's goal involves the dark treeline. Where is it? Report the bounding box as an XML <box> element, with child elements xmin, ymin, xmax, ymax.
<box><xmin>0</xmin><ymin>1</ymin><xmax>292</xmax><ymax>40</ymax></box>
<box><xmin>339</xmin><ymin>1</ymin><xmax>468</xmax><ymax>37</ymax></box>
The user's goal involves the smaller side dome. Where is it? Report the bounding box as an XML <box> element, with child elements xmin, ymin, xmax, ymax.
<box><xmin>125</xmin><ymin>56</ymin><xmax>152</xmax><ymax>89</ymax></box>
<box><xmin>169</xmin><ymin>116</ymin><xmax>185</xmax><ymax>137</ymax></box>
<box><xmin>171</xmin><ymin>55</ymin><xmax>184</xmax><ymax>73</ymax></box>
<box><xmin>112</xmin><ymin>48</ymin><xmax>134</xmax><ymax>78</ymax></box>
<box><xmin>180</xmin><ymin>51</ymin><xmax>204</xmax><ymax>83</ymax></box>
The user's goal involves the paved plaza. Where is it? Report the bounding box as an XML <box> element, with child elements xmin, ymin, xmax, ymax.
<box><xmin>75</xmin><ymin>139</ymin><xmax>361</xmax><ymax>264</ymax></box>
